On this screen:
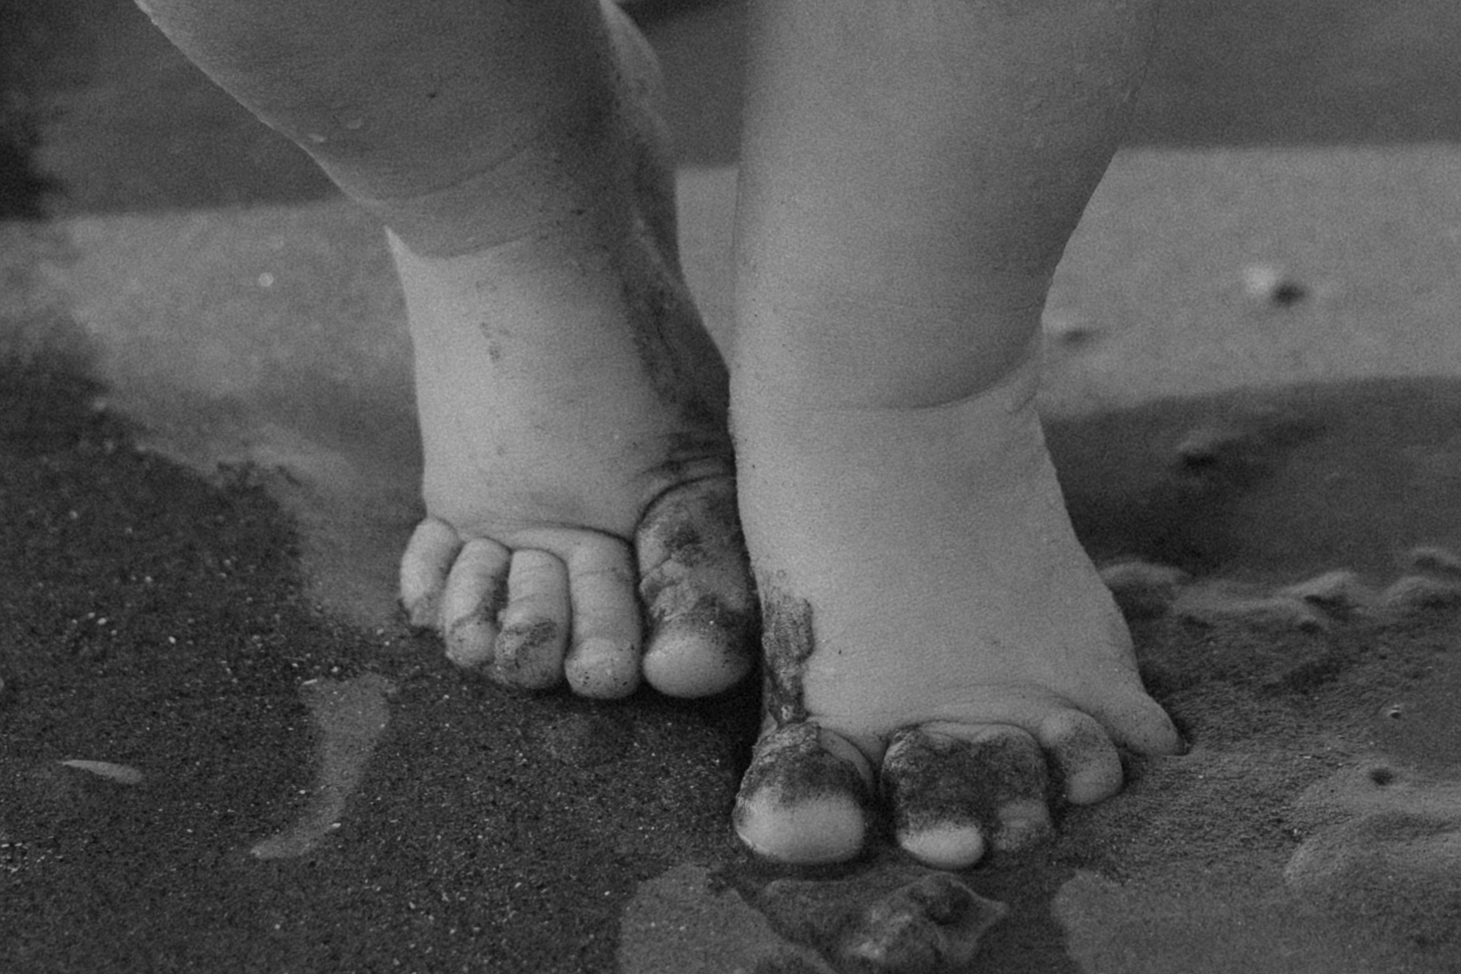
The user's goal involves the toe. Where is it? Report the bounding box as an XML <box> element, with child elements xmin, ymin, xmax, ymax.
<box><xmin>440</xmin><ymin>538</ymin><xmax>512</xmax><ymax>668</ymax></box>
<box><xmin>1036</xmin><ymin>710</ymin><xmax>1124</xmax><ymax>805</ymax></box>
<box><xmin>733</xmin><ymin>723</ymin><xmax>874</xmax><ymax>865</ymax></box>
<box><xmin>881</xmin><ymin>723</ymin><xmax>1053</xmax><ymax>870</ymax></box>
<box><xmin>399</xmin><ymin>517</ymin><xmax>462</xmax><ymax>628</ymax></box>
<box><xmin>1091</xmin><ymin>690</ymin><xmax>1187</xmax><ymax>757</ymax></box>
<box><xmin>491</xmin><ymin>550</ymin><xmax>570</xmax><ymax>690</ymax></box>
<box><xmin>636</xmin><ymin>477</ymin><xmax>756</xmax><ymax>697</ymax></box>
<box><xmin>563</xmin><ymin>540</ymin><xmax>643</xmax><ymax>699</ymax></box>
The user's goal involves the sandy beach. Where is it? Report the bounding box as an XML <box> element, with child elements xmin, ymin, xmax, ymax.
<box><xmin>4</xmin><ymin>0</ymin><xmax>1461</xmax><ymax>970</ymax></box>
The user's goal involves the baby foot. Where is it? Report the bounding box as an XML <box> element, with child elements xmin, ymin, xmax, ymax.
<box><xmin>394</xmin><ymin>228</ymin><xmax>755</xmax><ymax>699</ymax></box>
<box><xmin>731</xmin><ymin>361</ymin><xmax>1183</xmax><ymax>866</ymax></box>
<box><xmin>395</xmin><ymin>5</ymin><xmax>754</xmax><ymax>699</ymax></box>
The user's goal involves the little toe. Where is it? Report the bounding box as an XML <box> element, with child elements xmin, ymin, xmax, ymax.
<box><xmin>1092</xmin><ymin>690</ymin><xmax>1187</xmax><ymax>757</ymax></box>
<box><xmin>881</xmin><ymin>723</ymin><xmax>1053</xmax><ymax>870</ymax></box>
<box><xmin>563</xmin><ymin>540</ymin><xmax>643</xmax><ymax>699</ymax></box>
<box><xmin>440</xmin><ymin>538</ymin><xmax>511</xmax><ymax>668</ymax></box>
<box><xmin>399</xmin><ymin>517</ymin><xmax>462</xmax><ymax>628</ymax></box>
<box><xmin>636</xmin><ymin>477</ymin><xmax>756</xmax><ymax>697</ymax></box>
<box><xmin>733</xmin><ymin>722</ymin><xmax>875</xmax><ymax>865</ymax></box>
<box><xmin>1036</xmin><ymin>710</ymin><xmax>1123</xmax><ymax>805</ymax></box>
<box><xmin>491</xmin><ymin>550</ymin><xmax>570</xmax><ymax>690</ymax></box>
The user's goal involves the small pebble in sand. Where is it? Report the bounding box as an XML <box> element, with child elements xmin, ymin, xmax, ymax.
<box><xmin>1172</xmin><ymin>424</ymin><xmax>1255</xmax><ymax>472</ymax></box>
<box><xmin>1242</xmin><ymin>263</ymin><xmax>1308</xmax><ymax>306</ymax></box>
<box><xmin>1043</xmin><ymin>312</ymin><xmax>1098</xmax><ymax>346</ymax></box>
<box><xmin>1369</xmin><ymin>766</ymin><xmax>1397</xmax><ymax>786</ymax></box>
<box><xmin>59</xmin><ymin>760</ymin><xmax>144</xmax><ymax>785</ymax></box>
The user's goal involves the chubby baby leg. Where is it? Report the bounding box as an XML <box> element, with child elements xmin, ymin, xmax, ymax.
<box><xmin>139</xmin><ymin>0</ymin><xmax>754</xmax><ymax>697</ymax></box>
<box><xmin>730</xmin><ymin>0</ymin><xmax>1184</xmax><ymax>866</ymax></box>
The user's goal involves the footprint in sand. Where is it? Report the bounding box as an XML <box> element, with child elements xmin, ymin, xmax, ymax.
<box><xmin>1285</xmin><ymin>762</ymin><xmax>1461</xmax><ymax>948</ymax></box>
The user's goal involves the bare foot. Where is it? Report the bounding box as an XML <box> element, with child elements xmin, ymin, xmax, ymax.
<box><xmin>731</xmin><ymin>358</ymin><xmax>1184</xmax><ymax>866</ymax></box>
<box><xmin>395</xmin><ymin>6</ymin><xmax>753</xmax><ymax>699</ymax></box>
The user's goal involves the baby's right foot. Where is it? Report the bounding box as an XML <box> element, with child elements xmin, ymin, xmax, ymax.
<box><xmin>394</xmin><ymin>225</ymin><xmax>754</xmax><ymax>699</ymax></box>
<box><xmin>394</xmin><ymin>4</ymin><xmax>754</xmax><ymax>699</ymax></box>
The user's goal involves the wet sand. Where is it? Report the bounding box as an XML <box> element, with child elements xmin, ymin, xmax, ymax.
<box><xmin>5</xmin><ymin>0</ymin><xmax>1461</xmax><ymax>971</ymax></box>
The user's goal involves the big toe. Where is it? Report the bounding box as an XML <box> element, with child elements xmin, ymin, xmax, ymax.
<box><xmin>881</xmin><ymin>723</ymin><xmax>1054</xmax><ymax>870</ymax></box>
<box><xmin>733</xmin><ymin>723</ymin><xmax>874</xmax><ymax>865</ymax></box>
<box><xmin>636</xmin><ymin>476</ymin><xmax>756</xmax><ymax>697</ymax></box>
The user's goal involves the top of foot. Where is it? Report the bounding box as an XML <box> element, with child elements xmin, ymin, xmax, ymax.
<box><xmin>731</xmin><ymin>365</ymin><xmax>1183</xmax><ymax>867</ymax></box>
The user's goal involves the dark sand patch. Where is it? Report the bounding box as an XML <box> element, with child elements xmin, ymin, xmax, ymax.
<box><xmin>0</xmin><ymin>358</ymin><xmax>759</xmax><ymax>973</ymax></box>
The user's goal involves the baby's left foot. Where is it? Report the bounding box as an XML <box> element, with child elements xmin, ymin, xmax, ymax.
<box><xmin>731</xmin><ymin>361</ymin><xmax>1184</xmax><ymax>867</ymax></box>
